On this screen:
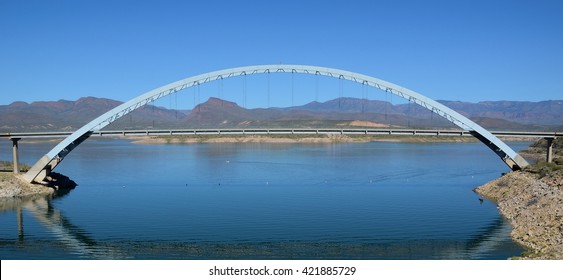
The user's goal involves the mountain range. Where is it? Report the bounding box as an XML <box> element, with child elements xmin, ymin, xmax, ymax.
<box><xmin>0</xmin><ymin>96</ymin><xmax>561</xmax><ymax>132</ymax></box>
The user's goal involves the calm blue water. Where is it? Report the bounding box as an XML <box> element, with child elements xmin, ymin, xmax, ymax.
<box><xmin>0</xmin><ymin>139</ymin><xmax>529</xmax><ymax>259</ymax></box>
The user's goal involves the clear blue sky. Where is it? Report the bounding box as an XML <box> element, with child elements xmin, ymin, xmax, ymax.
<box><xmin>1</xmin><ymin>0</ymin><xmax>561</xmax><ymax>109</ymax></box>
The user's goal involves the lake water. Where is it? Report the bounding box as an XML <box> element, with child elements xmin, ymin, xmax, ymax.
<box><xmin>0</xmin><ymin>139</ymin><xmax>529</xmax><ymax>259</ymax></box>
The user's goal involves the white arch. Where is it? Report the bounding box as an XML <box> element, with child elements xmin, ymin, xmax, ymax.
<box><xmin>23</xmin><ymin>64</ymin><xmax>529</xmax><ymax>183</ymax></box>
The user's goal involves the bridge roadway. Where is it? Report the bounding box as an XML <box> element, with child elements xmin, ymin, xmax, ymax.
<box><xmin>1</xmin><ymin>128</ymin><xmax>561</xmax><ymax>139</ymax></box>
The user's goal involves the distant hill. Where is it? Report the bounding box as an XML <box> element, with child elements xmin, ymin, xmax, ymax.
<box><xmin>0</xmin><ymin>97</ymin><xmax>186</xmax><ymax>132</ymax></box>
<box><xmin>0</xmin><ymin>96</ymin><xmax>561</xmax><ymax>132</ymax></box>
<box><xmin>184</xmin><ymin>97</ymin><xmax>453</xmax><ymax>129</ymax></box>
<box><xmin>437</xmin><ymin>100</ymin><xmax>563</xmax><ymax>126</ymax></box>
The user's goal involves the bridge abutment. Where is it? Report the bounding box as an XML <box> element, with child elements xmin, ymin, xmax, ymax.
<box><xmin>22</xmin><ymin>155</ymin><xmax>52</xmax><ymax>183</ymax></box>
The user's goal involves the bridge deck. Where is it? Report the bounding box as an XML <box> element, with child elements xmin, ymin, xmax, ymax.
<box><xmin>1</xmin><ymin>128</ymin><xmax>561</xmax><ymax>139</ymax></box>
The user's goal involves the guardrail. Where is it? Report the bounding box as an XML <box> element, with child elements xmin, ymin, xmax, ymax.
<box><xmin>1</xmin><ymin>128</ymin><xmax>561</xmax><ymax>139</ymax></box>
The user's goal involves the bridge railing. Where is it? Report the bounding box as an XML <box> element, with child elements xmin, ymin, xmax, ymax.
<box><xmin>1</xmin><ymin>128</ymin><xmax>561</xmax><ymax>139</ymax></box>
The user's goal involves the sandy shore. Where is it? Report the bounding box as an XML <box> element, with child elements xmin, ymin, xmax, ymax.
<box><xmin>474</xmin><ymin>170</ymin><xmax>563</xmax><ymax>259</ymax></box>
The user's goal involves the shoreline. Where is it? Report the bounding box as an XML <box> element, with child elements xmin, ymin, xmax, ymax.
<box><xmin>474</xmin><ymin>169</ymin><xmax>562</xmax><ymax>259</ymax></box>
<box><xmin>130</xmin><ymin>134</ymin><xmax>531</xmax><ymax>145</ymax></box>
<box><xmin>0</xmin><ymin>172</ymin><xmax>54</xmax><ymax>198</ymax></box>
<box><xmin>0</xmin><ymin>171</ymin><xmax>77</xmax><ymax>199</ymax></box>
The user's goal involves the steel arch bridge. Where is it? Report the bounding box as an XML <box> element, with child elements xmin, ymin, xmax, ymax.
<box><xmin>23</xmin><ymin>64</ymin><xmax>529</xmax><ymax>183</ymax></box>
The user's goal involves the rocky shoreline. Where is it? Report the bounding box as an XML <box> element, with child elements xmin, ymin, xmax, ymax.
<box><xmin>0</xmin><ymin>172</ymin><xmax>54</xmax><ymax>198</ymax></box>
<box><xmin>474</xmin><ymin>169</ymin><xmax>562</xmax><ymax>259</ymax></box>
<box><xmin>0</xmin><ymin>172</ymin><xmax>76</xmax><ymax>199</ymax></box>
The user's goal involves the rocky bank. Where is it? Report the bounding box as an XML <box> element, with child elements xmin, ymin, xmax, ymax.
<box><xmin>475</xmin><ymin>169</ymin><xmax>563</xmax><ymax>259</ymax></box>
<box><xmin>0</xmin><ymin>172</ymin><xmax>76</xmax><ymax>199</ymax></box>
<box><xmin>0</xmin><ymin>172</ymin><xmax>54</xmax><ymax>198</ymax></box>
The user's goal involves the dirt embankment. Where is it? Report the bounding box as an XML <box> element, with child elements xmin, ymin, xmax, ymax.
<box><xmin>0</xmin><ymin>172</ymin><xmax>54</xmax><ymax>198</ymax></box>
<box><xmin>0</xmin><ymin>171</ymin><xmax>76</xmax><ymax>199</ymax></box>
<box><xmin>475</xmin><ymin>169</ymin><xmax>563</xmax><ymax>259</ymax></box>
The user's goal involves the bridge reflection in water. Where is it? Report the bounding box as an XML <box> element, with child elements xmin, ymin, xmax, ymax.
<box><xmin>1</xmin><ymin>190</ymin><xmax>125</xmax><ymax>259</ymax></box>
<box><xmin>1</xmin><ymin>191</ymin><xmax>521</xmax><ymax>260</ymax></box>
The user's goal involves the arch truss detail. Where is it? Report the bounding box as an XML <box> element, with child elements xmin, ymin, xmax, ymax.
<box><xmin>23</xmin><ymin>65</ymin><xmax>529</xmax><ymax>183</ymax></box>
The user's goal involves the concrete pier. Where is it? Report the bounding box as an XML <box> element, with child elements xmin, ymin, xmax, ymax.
<box><xmin>11</xmin><ymin>138</ymin><xmax>21</xmax><ymax>174</ymax></box>
<box><xmin>545</xmin><ymin>137</ymin><xmax>555</xmax><ymax>163</ymax></box>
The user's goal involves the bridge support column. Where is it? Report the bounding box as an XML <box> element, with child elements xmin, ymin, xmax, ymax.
<box><xmin>11</xmin><ymin>138</ymin><xmax>21</xmax><ymax>174</ymax></box>
<box><xmin>17</xmin><ymin>207</ymin><xmax>24</xmax><ymax>241</ymax></box>
<box><xmin>545</xmin><ymin>137</ymin><xmax>555</xmax><ymax>163</ymax></box>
